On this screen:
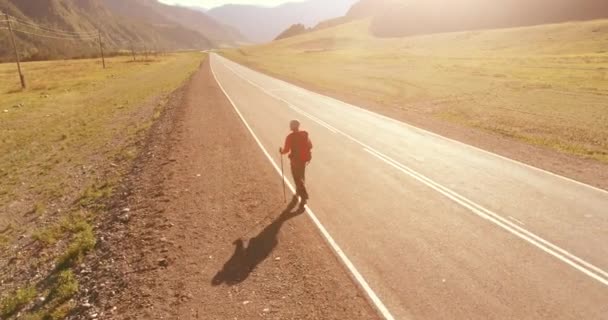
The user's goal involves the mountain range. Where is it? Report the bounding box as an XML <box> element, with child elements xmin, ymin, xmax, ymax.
<box><xmin>0</xmin><ymin>0</ymin><xmax>243</xmax><ymax>61</ymax></box>
<box><xmin>369</xmin><ymin>0</ymin><xmax>608</xmax><ymax>38</ymax></box>
<box><xmin>275</xmin><ymin>0</ymin><xmax>608</xmax><ymax>40</ymax></box>
<box><xmin>207</xmin><ymin>0</ymin><xmax>358</xmax><ymax>43</ymax></box>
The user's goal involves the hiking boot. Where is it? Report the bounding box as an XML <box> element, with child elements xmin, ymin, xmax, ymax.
<box><xmin>291</xmin><ymin>195</ymin><xmax>299</xmax><ymax>204</ymax></box>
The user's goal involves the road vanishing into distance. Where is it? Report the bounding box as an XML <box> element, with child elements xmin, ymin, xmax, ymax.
<box><xmin>209</xmin><ymin>54</ymin><xmax>608</xmax><ymax>320</ymax></box>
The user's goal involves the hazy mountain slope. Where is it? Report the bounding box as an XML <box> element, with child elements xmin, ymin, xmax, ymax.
<box><xmin>275</xmin><ymin>23</ymin><xmax>309</xmax><ymax>41</ymax></box>
<box><xmin>207</xmin><ymin>0</ymin><xmax>357</xmax><ymax>43</ymax></box>
<box><xmin>369</xmin><ymin>0</ymin><xmax>608</xmax><ymax>37</ymax></box>
<box><xmin>103</xmin><ymin>0</ymin><xmax>245</xmax><ymax>45</ymax></box>
<box><xmin>282</xmin><ymin>0</ymin><xmax>608</xmax><ymax>41</ymax></box>
<box><xmin>278</xmin><ymin>0</ymin><xmax>391</xmax><ymax>39</ymax></box>
<box><xmin>0</xmin><ymin>0</ymin><xmax>242</xmax><ymax>61</ymax></box>
<box><xmin>187</xmin><ymin>5</ymin><xmax>207</xmax><ymax>13</ymax></box>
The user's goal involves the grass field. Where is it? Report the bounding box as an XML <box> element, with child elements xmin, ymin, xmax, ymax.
<box><xmin>0</xmin><ymin>53</ymin><xmax>203</xmax><ymax>318</ymax></box>
<box><xmin>222</xmin><ymin>19</ymin><xmax>608</xmax><ymax>163</ymax></box>
<box><xmin>0</xmin><ymin>53</ymin><xmax>202</xmax><ymax>227</ymax></box>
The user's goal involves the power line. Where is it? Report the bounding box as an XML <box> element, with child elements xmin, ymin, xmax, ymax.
<box><xmin>11</xmin><ymin>25</ymin><xmax>99</xmax><ymax>39</ymax></box>
<box><xmin>8</xmin><ymin>15</ymin><xmax>96</xmax><ymax>33</ymax></box>
<box><xmin>11</xmin><ymin>28</ymin><xmax>98</xmax><ymax>41</ymax></box>
<box><xmin>2</xmin><ymin>11</ymin><xmax>109</xmax><ymax>89</ymax></box>
<box><xmin>8</xmin><ymin>17</ymin><xmax>97</xmax><ymax>37</ymax></box>
<box><xmin>11</xmin><ymin>21</ymin><xmax>98</xmax><ymax>38</ymax></box>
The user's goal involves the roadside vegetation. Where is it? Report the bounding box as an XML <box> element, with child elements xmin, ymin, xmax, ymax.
<box><xmin>0</xmin><ymin>52</ymin><xmax>203</xmax><ymax>318</ymax></box>
<box><xmin>223</xmin><ymin>19</ymin><xmax>608</xmax><ymax>164</ymax></box>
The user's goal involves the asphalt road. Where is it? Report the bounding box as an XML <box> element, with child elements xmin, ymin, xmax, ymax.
<box><xmin>209</xmin><ymin>53</ymin><xmax>608</xmax><ymax>320</ymax></box>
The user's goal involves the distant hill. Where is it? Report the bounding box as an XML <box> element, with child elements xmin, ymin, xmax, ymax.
<box><xmin>276</xmin><ymin>0</ymin><xmax>608</xmax><ymax>41</ymax></box>
<box><xmin>276</xmin><ymin>0</ymin><xmax>390</xmax><ymax>40</ymax></box>
<box><xmin>275</xmin><ymin>24</ymin><xmax>309</xmax><ymax>41</ymax></box>
<box><xmin>369</xmin><ymin>0</ymin><xmax>608</xmax><ymax>37</ymax></box>
<box><xmin>188</xmin><ymin>6</ymin><xmax>207</xmax><ymax>13</ymax></box>
<box><xmin>207</xmin><ymin>0</ymin><xmax>357</xmax><ymax>43</ymax></box>
<box><xmin>0</xmin><ymin>0</ymin><xmax>243</xmax><ymax>62</ymax></box>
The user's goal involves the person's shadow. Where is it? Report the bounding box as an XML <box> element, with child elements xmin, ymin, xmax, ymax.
<box><xmin>211</xmin><ymin>198</ymin><xmax>305</xmax><ymax>286</ymax></box>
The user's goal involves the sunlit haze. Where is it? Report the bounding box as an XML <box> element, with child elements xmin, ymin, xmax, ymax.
<box><xmin>158</xmin><ymin>0</ymin><xmax>302</xmax><ymax>9</ymax></box>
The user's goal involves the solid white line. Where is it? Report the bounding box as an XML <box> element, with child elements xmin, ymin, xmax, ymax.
<box><xmin>218</xmin><ymin>55</ymin><xmax>608</xmax><ymax>195</ymax></box>
<box><xmin>209</xmin><ymin>55</ymin><xmax>396</xmax><ymax>320</ymax></box>
<box><xmin>363</xmin><ymin>148</ymin><xmax>608</xmax><ymax>286</ymax></box>
<box><xmin>509</xmin><ymin>216</ymin><xmax>525</xmax><ymax>226</ymax></box>
<box><xmin>215</xmin><ymin>55</ymin><xmax>608</xmax><ymax>286</ymax></box>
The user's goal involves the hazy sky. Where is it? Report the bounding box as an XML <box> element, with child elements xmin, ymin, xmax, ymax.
<box><xmin>158</xmin><ymin>0</ymin><xmax>302</xmax><ymax>9</ymax></box>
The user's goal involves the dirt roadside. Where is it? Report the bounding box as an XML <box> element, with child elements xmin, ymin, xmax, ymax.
<box><xmin>74</xmin><ymin>58</ymin><xmax>377</xmax><ymax>319</ymax></box>
<box><xmin>222</xmin><ymin>59</ymin><xmax>608</xmax><ymax>191</ymax></box>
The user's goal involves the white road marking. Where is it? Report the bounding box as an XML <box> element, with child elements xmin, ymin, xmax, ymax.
<box><xmin>289</xmin><ymin>105</ymin><xmax>338</xmax><ymax>133</ymax></box>
<box><xmin>213</xmin><ymin>54</ymin><xmax>608</xmax><ymax>287</ymax></box>
<box><xmin>509</xmin><ymin>216</ymin><xmax>526</xmax><ymax>226</ymax></box>
<box><xmin>364</xmin><ymin>147</ymin><xmax>608</xmax><ymax>287</ymax></box>
<box><xmin>210</xmin><ymin>56</ymin><xmax>396</xmax><ymax>320</ymax></box>
<box><xmin>220</xmin><ymin>55</ymin><xmax>608</xmax><ymax>196</ymax></box>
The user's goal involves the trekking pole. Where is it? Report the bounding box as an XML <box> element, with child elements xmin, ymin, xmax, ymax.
<box><xmin>280</xmin><ymin>152</ymin><xmax>287</xmax><ymax>203</ymax></box>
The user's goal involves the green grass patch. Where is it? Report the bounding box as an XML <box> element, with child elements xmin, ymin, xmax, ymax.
<box><xmin>0</xmin><ymin>234</ymin><xmax>9</xmax><ymax>249</ymax></box>
<box><xmin>78</xmin><ymin>182</ymin><xmax>113</xmax><ymax>208</ymax></box>
<box><xmin>22</xmin><ymin>301</ymin><xmax>75</xmax><ymax>320</ymax></box>
<box><xmin>19</xmin><ymin>271</ymin><xmax>78</xmax><ymax>320</ymax></box>
<box><xmin>32</xmin><ymin>225</ymin><xmax>63</xmax><ymax>246</ymax></box>
<box><xmin>0</xmin><ymin>286</ymin><xmax>37</xmax><ymax>318</ymax></box>
<box><xmin>33</xmin><ymin>203</ymin><xmax>46</xmax><ymax>216</ymax></box>
<box><xmin>56</xmin><ymin>220</ymin><xmax>95</xmax><ymax>269</ymax></box>
<box><xmin>48</xmin><ymin>270</ymin><xmax>79</xmax><ymax>303</ymax></box>
<box><xmin>32</xmin><ymin>211</ymin><xmax>92</xmax><ymax>246</ymax></box>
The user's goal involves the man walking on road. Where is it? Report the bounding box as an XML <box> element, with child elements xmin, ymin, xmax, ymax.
<box><xmin>280</xmin><ymin>120</ymin><xmax>313</xmax><ymax>207</ymax></box>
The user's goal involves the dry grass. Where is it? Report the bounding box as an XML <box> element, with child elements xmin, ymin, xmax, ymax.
<box><xmin>222</xmin><ymin>19</ymin><xmax>608</xmax><ymax>163</ymax></box>
<box><xmin>0</xmin><ymin>53</ymin><xmax>203</xmax><ymax>229</ymax></box>
<box><xmin>0</xmin><ymin>53</ymin><xmax>203</xmax><ymax>319</ymax></box>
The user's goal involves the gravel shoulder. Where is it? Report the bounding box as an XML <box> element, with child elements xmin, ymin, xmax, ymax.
<box><xmin>79</xmin><ymin>58</ymin><xmax>377</xmax><ymax>319</ymax></box>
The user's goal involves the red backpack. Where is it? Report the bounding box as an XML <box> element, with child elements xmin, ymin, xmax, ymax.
<box><xmin>291</xmin><ymin>131</ymin><xmax>312</xmax><ymax>163</ymax></box>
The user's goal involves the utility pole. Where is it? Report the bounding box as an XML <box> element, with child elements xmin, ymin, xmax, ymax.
<box><xmin>5</xmin><ymin>13</ymin><xmax>26</xmax><ymax>89</ymax></box>
<box><xmin>130</xmin><ymin>43</ymin><xmax>136</xmax><ymax>61</ymax></box>
<box><xmin>97</xmin><ymin>29</ymin><xmax>105</xmax><ymax>69</ymax></box>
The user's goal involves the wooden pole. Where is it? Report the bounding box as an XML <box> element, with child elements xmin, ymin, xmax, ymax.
<box><xmin>98</xmin><ymin>30</ymin><xmax>105</xmax><ymax>69</ymax></box>
<box><xmin>130</xmin><ymin>43</ymin><xmax>136</xmax><ymax>61</ymax></box>
<box><xmin>5</xmin><ymin>13</ymin><xmax>25</xmax><ymax>89</ymax></box>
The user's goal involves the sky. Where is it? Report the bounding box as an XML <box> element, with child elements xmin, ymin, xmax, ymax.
<box><xmin>158</xmin><ymin>0</ymin><xmax>302</xmax><ymax>9</ymax></box>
